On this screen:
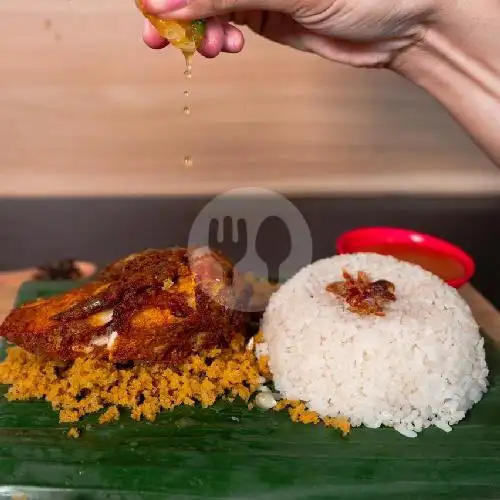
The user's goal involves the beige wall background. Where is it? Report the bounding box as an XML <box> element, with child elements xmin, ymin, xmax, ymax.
<box><xmin>1</xmin><ymin>0</ymin><xmax>499</xmax><ymax>196</ymax></box>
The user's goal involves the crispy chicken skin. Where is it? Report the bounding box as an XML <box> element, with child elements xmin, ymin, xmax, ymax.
<box><xmin>0</xmin><ymin>248</ymin><xmax>247</xmax><ymax>365</ymax></box>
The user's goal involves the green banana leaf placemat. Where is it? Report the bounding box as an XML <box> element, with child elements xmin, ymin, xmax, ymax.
<box><xmin>0</xmin><ymin>280</ymin><xmax>499</xmax><ymax>500</ymax></box>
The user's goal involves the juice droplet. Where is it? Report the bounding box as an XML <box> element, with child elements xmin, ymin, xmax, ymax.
<box><xmin>183</xmin><ymin>50</ymin><xmax>193</xmax><ymax>80</ymax></box>
<box><xmin>182</xmin><ymin>50</ymin><xmax>194</xmax><ymax>168</ymax></box>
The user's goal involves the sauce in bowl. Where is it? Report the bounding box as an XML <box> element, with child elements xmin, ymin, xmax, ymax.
<box><xmin>357</xmin><ymin>242</ymin><xmax>465</xmax><ymax>282</ymax></box>
<box><xmin>336</xmin><ymin>227</ymin><xmax>475</xmax><ymax>288</ymax></box>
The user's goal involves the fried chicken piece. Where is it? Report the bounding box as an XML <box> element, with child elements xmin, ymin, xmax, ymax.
<box><xmin>326</xmin><ymin>269</ymin><xmax>396</xmax><ymax>316</ymax></box>
<box><xmin>0</xmin><ymin>248</ymin><xmax>247</xmax><ymax>365</ymax></box>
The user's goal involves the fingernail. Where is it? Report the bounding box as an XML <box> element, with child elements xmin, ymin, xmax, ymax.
<box><xmin>145</xmin><ymin>0</ymin><xmax>187</xmax><ymax>13</ymax></box>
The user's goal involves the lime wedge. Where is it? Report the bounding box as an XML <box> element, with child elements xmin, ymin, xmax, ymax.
<box><xmin>136</xmin><ymin>0</ymin><xmax>205</xmax><ymax>52</ymax></box>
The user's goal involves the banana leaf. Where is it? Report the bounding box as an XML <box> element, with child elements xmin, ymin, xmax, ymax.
<box><xmin>0</xmin><ymin>280</ymin><xmax>499</xmax><ymax>500</ymax></box>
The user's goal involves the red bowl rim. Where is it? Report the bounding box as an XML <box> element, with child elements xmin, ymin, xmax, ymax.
<box><xmin>335</xmin><ymin>226</ymin><xmax>475</xmax><ymax>289</ymax></box>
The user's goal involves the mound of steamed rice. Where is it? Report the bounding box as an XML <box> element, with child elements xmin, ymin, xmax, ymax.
<box><xmin>257</xmin><ymin>253</ymin><xmax>489</xmax><ymax>437</ymax></box>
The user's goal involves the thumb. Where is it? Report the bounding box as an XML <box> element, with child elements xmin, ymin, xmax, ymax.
<box><xmin>142</xmin><ymin>0</ymin><xmax>299</xmax><ymax>20</ymax></box>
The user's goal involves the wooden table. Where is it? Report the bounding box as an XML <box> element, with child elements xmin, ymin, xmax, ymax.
<box><xmin>0</xmin><ymin>278</ymin><xmax>498</xmax><ymax>346</ymax></box>
<box><xmin>2</xmin><ymin>1</ymin><xmax>500</xmax><ymax>199</ymax></box>
<box><xmin>0</xmin><ymin>281</ymin><xmax>24</xmax><ymax>323</ymax></box>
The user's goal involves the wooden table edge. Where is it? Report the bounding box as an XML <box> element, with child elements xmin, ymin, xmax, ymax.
<box><xmin>460</xmin><ymin>284</ymin><xmax>500</xmax><ymax>345</ymax></box>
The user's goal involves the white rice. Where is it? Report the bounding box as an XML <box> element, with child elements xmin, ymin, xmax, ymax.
<box><xmin>259</xmin><ymin>252</ymin><xmax>489</xmax><ymax>437</ymax></box>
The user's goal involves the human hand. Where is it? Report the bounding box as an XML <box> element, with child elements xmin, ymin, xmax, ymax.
<box><xmin>140</xmin><ymin>0</ymin><xmax>437</xmax><ymax>68</ymax></box>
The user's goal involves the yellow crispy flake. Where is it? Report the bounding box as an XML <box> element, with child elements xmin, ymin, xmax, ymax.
<box><xmin>59</xmin><ymin>409</ymin><xmax>80</xmax><ymax>423</ymax></box>
<box><xmin>324</xmin><ymin>417</ymin><xmax>351</xmax><ymax>436</ymax></box>
<box><xmin>257</xmin><ymin>355</ymin><xmax>272</xmax><ymax>379</ymax></box>
<box><xmin>0</xmin><ymin>335</ymin><xmax>262</xmax><ymax>424</ymax></box>
<box><xmin>254</xmin><ymin>331</ymin><xmax>265</xmax><ymax>344</ymax></box>
<box><xmin>67</xmin><ymin>427</ymin><xmax>80</xmax><ymax>439</ymax></box>
<box><xmin>98</xmin><ymin>406</ymin><xmax>120</xmax><ymax>424</ymax></box>
<box><xmin>0</xmin><ymin>332</ymin><xmax>350</xmax><ymax>436</ymax></box>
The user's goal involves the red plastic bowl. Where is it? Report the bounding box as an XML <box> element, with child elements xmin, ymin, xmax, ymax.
<box><xmin>335</xmin><ymin>226</ymin><xmax>475</xmax><ymax>289</ymax></box>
